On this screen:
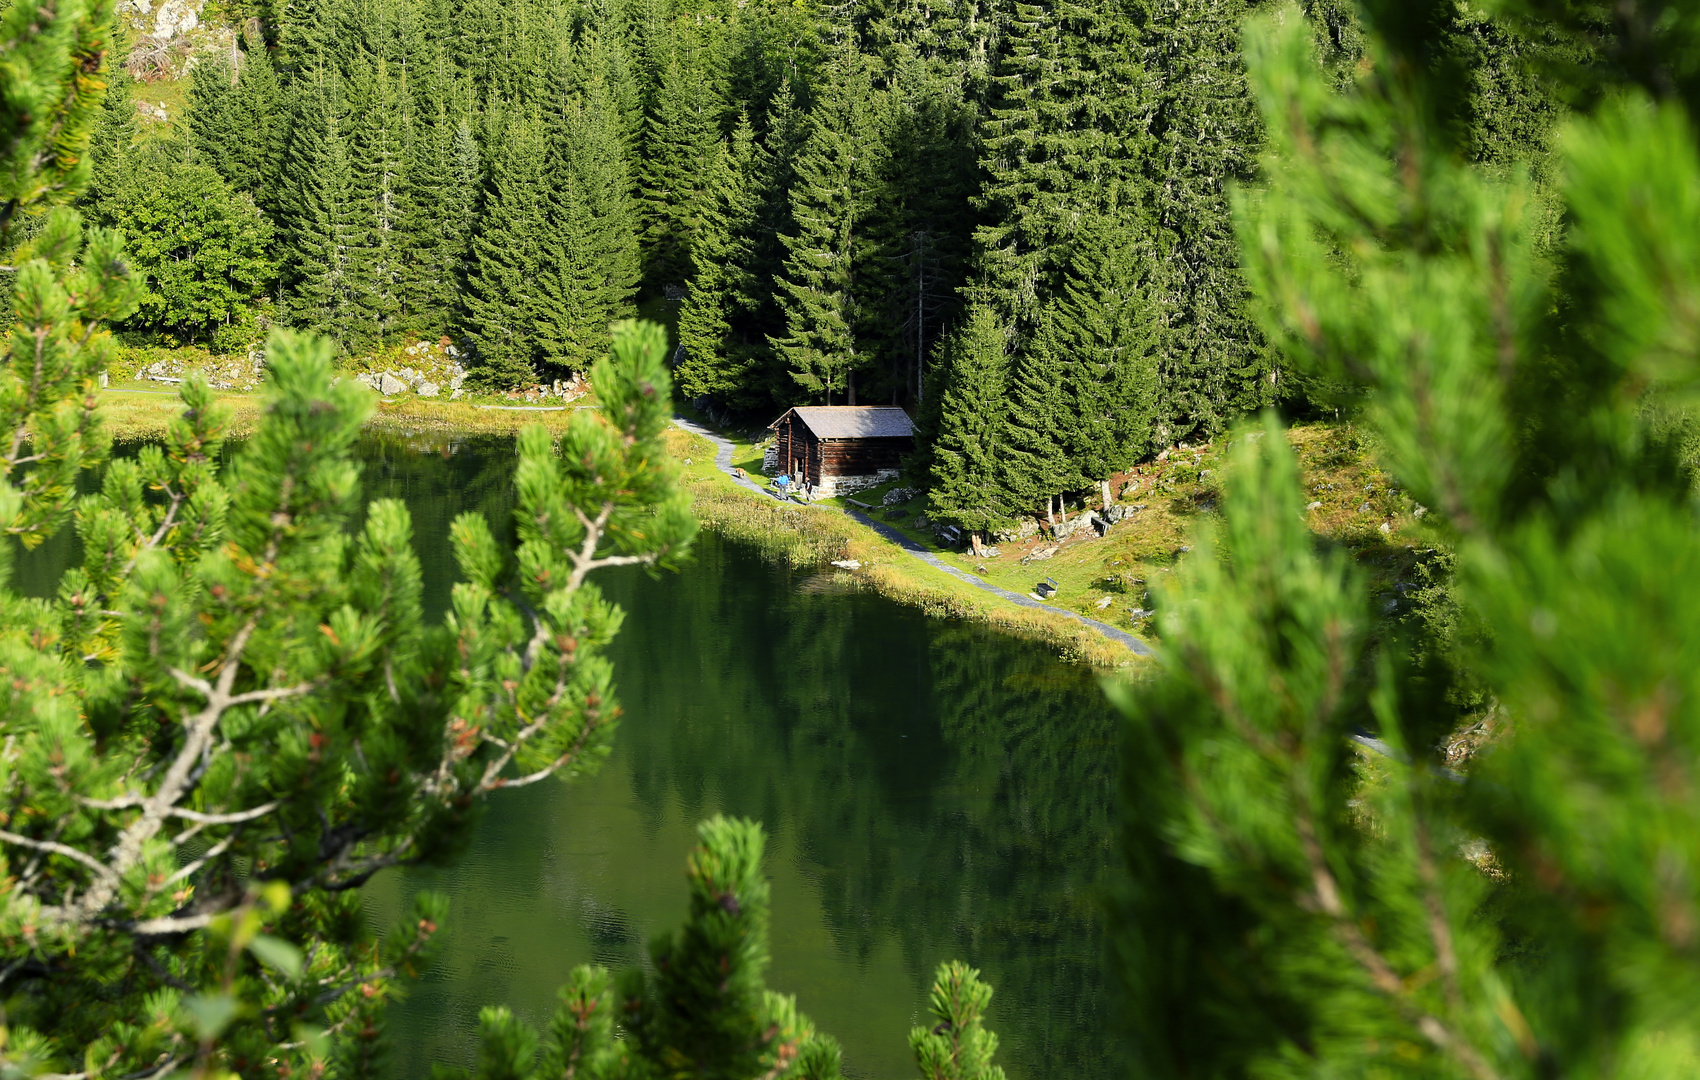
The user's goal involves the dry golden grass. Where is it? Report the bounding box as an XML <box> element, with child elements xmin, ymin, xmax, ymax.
<box><xmin>99</xmin><ymin>388</ymin><xmax>592</xmax><ymax>441</ymax></box>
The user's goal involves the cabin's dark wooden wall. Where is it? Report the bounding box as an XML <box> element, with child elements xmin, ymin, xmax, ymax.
<box><xmin>820</xmin><ymin>439</ymin><xmax>908</xmax><ymax>478</ymax></box>
<box><xmin>775</xmin><ymin>415</ymin><xmax>912</xmax><ymax>485</ymax></box>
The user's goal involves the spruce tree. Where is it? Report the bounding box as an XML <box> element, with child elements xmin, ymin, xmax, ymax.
<box><xmin>185</xmin><ymin>59</ymin><xmax>241</xmax><ymax>181</ymax></box>
<box><xmin>280</xmin><ymin>84</ymin><xmax>365</xmax><ymax>350</ymax></box>
<box><xmin>1043</xmin><ymin>216</ymin><xmax>1160</xmax><ymax>508</ymax></box>
<box><xmin>865</xmin><ymin>58</ymin><xmax>979</xmax><ymax>408</ymax></box>
<box><xmin>770</xmin><ymin>40</ymin><xmax>880</xmax><ymax>405</ymax></box>
<box><xmin>395</xmin><ymin>0</ymin><xmax>476</xmax><ymax>340</ymax></box>
<box><xmin>573</xmin><ymin>64</ymin><xmax>643</xmax><ymax>333</ymax></box>
<box><xmin>184</xmin><ymin>39</ymin><xmax>284</xmax><ymax>210</ymax></box>
<box><xmin>865</xmin><ymin>0</ymin><xmax>1001</xmax><ymax>92</ymax></box>
<box><xmin>82</xmin><ymin>38</ymin><xmax>137</xmax><ymax>223</ymax></box>
<box><xmin>523</xmin><ymin>57</ymin><xmax>641</xmax><ymax>377</ymax></box>
<box><xmin>639</xmin><ymin>41</ymin><xmax>719</xmax><ymax>292</ymax></box>
<box><xmin>459</xmin><ymin>111</ymin><xmax>548</xmax><ymax>388</ymax></box>
<box><xmin>1001</xmin><ymin>324</ymin><xmax>1069</xmax><ymax>525</ymax></box>
<box><xmin>676</xmin><ymin>115</ymin><xmax>761</xmax><ymax>407</ymax></box>
<box><xmin>232</xmin><ymin>35</ymin><xmax>288</xmax><ymax>212</ymax></box>
<box><xmin>970</xmin><ymin>0</ymin><xmax>1147</xmax><ymax>336</ymax></box>
<box><xmin>1140</xmin><ymin>0</ymin><xmax>1274</xmax><ymax>436</ymax></box>
<box><xmin>530</xmin><ymin>170</ymin><xmax>604</xmax><ymax>376</ymax></box>
<box><xmin>344</xmin><ymin>54</ymin><xmax>411</xmax><ymax>350</ymax></box>
<box><xmin>725</xmin><ymin>78</ymin><xmax>809</xmax><ymax>411</ymax></box>
<box><xmin>399</xmin><ymin>109</ymin><xmax>476</xmax><ymax>340</ymax></box>
<box><xmin>928</xmin><ymin>305</ymin><xmax>1011</xmax><ymax>554</ymax></box>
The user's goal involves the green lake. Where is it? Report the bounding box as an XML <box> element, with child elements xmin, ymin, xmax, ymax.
<box><xmin>17</xmin><ymin>434</ymin><xmax>1121</xmax><ymax>1080</ymax></box>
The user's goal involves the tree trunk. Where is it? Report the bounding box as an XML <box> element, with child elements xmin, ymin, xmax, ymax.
<box><xmin>1101</xmin><ymin>478</ymin><xmax>1113</xmax><ymax>511</ymax></box>
<box><xmin>1055</xmin><ymin>493</ymin><xmax>1067</xmax><ymax>525</ymax></box>
<box><xmin>970</xmin><ymin>530</ymin><xmax>985</xmax><ymax>558</ymax></box>
<box><xmin>1045</xmin><ymin>496</ymin><xmax>1056</xmax><ymax>529</ymax></box>
<box><xmin>847</xmin><ymin>369</ymin><xmax>856</xmax><ymax>406</ymax></box>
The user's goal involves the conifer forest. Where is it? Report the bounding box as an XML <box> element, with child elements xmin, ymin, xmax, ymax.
<box><xmin>87</xmin><ymin>0</ymin><xmax>1562</xmax><ymax>526</ymax></box>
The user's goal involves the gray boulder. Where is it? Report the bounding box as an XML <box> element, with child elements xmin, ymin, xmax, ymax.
<box><xmin>882</xmin><ymin>486</ymin><xmax>919</xmax><ymax>506</ymax></box>
<box><xmin>379</xmin><ymin>373</ymin><xmax>408</xmax><ymax>395</ymax></box>
<box><xmin>418</xmin><ymin>381</ymin><xmax>441</xmax><ymax>397</ymax></box>
<box><xmin>993</xmin><ymin>518</ymin><xmax>1039</xmax><ymax>543</ymax></box>
<box><xmin>1053</xmin><ymin>513</ymin><xmax>1094</xmax><ymax>540</ymax></box>
<box><xmin>1103</xmin><ymin>504</ymin><xmax>1139</xmax><ymax>525</ymax></box>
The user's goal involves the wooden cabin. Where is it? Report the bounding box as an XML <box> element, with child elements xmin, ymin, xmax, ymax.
<box><xmin>768</xmin><ymin>406</ymin><xmax>914</xmax><ymax>497</ymax></box>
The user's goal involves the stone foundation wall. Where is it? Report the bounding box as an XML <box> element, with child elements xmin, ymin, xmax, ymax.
<box><xmin>818</xmin><ymin>469</ymin><xmax>899</xmax><ymax>498</ymax></box>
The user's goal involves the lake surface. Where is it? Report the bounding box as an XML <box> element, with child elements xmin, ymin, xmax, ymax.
<box><xmin>16</xmin><ymin>433</ymin><xmax>1122</xmax><ymax>1079</ymax></box>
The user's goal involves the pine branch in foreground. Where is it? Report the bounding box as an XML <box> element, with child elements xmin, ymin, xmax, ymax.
<box><xmin>1108</xmin><ymin>4</ymin><xmax>1700</xmax><ymax>1077</ymax></box>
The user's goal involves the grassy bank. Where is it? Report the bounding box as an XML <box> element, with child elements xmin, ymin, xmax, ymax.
<box><xmin>664</xmin><ymin>427</ymin><xmax>1143</xmax><ymax>669</ymax></box>
<box><xmin>99</xmin><ymin>382</ymin><xmax>596</xmax><ymax>441</ymax></box>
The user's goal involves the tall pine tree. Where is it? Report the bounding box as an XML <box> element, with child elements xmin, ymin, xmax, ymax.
<box><xmin>459</xmin><ymin>111</ymin><xmax>549</xmax><ymax>388</ymax></box>
<box><xmin>866</xmin><ymin>56</ymin><xmax>979</xmax><ymax>407</ymax></box>
<box><xmin>279</xmin><ymin>82</ymin><xmax>365</xmax><ymax>349</ymax></box>
<box><xmin>1140</xmin><ymin>0</ymin><xmax>1274</xmax><ymax>436</ymax></box>
<box><xmin>1043</xmin><ymin>215</ymin><xmax>1160</xmax><ymax>507</ymax></box>
<box><xmin>639</xmin><ymin>38</ymin><xmax>720</xmax><ymax>292</ymax></box>
<box><xmin>1002</xmin><ymin>321</ymin><xmax>1071</xmax><ymax>525</ymax></box>
<box><xmin>344</xmin><ymin>54</ymin><xmax>411</xmax><ymax>349</ymax></box>
<box><xmin>770</xmin><ymin>39</ymin><xmax>881</xmax><ymax>404</ymax></box>
<box><xmin>929</xmin><ymin>304</ymin><xmax>1011</xmax><ymax>554</ymax></box>
<box><xmin>676</xmin><ymin>115</ymin><xmax>762</xmax><ymax>406</ymax></box>
<box><xmin>970</xmin><ymin>0</ymin><xmax>1147</xmax><ymax>336</ymax></box>
<box><xmin>529</xmin><ymin>75</ymin><xmax>641</xmax><ymax>374</ymax></box>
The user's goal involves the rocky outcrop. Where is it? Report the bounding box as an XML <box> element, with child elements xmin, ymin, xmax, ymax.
<box><xmin>992</xmin><ymin>518</ymin><xmax>1040</xmax><ymax>543</ymax></box>
<box><xmin>352</xmin><ymin>341</ymin><xmax>592</xmax><ymax>402</ymax></box>
<box><xmin>132</xmin><ymin>350</ymin><xmax>266</xmax><ymax>391</ymax></box>
<box><xmin>881</xmin><ymin>486</ymin><xmax>919</xmax><ymax>506</ymax></box>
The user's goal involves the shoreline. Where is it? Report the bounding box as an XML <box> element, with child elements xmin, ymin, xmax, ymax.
<box><xmin>97</xmin><ymin>387</ymin><xmax>1153</xmax><ymax>669</ymax></box>
<box><xmin>665</xmin><ymin>423</ymin><xmax>1148</xmax><ymax>670</ymax></box>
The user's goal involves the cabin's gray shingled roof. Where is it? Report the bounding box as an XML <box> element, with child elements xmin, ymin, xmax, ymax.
<box><xmin>772</xmin><ymin>406</ymin><xmax>914</xmax><ymax>439</ymax></box>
